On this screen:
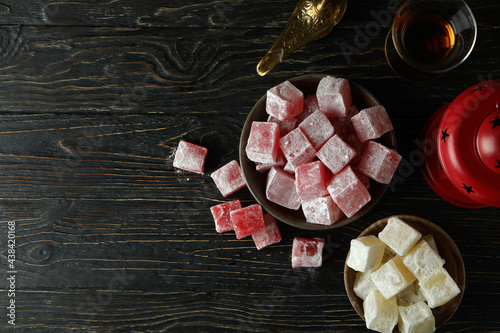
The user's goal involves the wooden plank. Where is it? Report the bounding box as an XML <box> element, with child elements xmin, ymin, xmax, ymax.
<box><xmin>2</xmin><ymin>287</ymin><xmax>499</xmax><ymax>331</ymax></box>
<box><xmin>1</xmin><ymin>0</ymin><xmax>497</xmax><ymax>31</ymax></box>
<box><xmin>0</xmin><ymin>25</ymin><xmax>497</xmax><ymax>114</ymax></box>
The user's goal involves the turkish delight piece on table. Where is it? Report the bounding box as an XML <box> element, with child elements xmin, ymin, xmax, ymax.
<box><xmin>363</xmin><ymin>290</ymin><xmax>398</xmax><ymax>333</ymax></box>
<box><xmin>326</xmin><ymin>166</ymin><xmax>371</xmax><ymax>218</ymax></box>
<box><xmin>317</xmin><ymin>134</ymin><xmax>357</xmax><ymax>175</ymax></box>
<box><xmin>210</xmin><ymin>200</ymin><xmax>242</xmax><ymax>233</ymax></box>
<box><xmin>266</xmin><ymin>80</ymin><xmax>304</xmax><ymax>121</ymax></box>
<box><xmin>298</xmin><ymin>110</ymin><xmax>335</xmax><ymax>149</ymax></box>
<box><xmin>211</xmin><ymin>160</ymin><xmax>246</xmax><ymax>197</ymax></box>
<box><xmin>173</xmin><ymin>140</ymin><xmax>208</xmax><ymax>174</ymax></box>
<box><xmin>370</xmin><ymin>256</ymin><xmax>416</xmax><ymax>300</ymax></box>
<box><xmin>251</xmin><ymin>213</ymin><xmax>282</xmax><ymax>250</ymax></box>
<box><xmin>245</xmin><ymin>121</ymin><xmax>280</xmax><ymax>164</ymax></box>
<box><xmin>358</xmin><ymin>141</ymin><xmax>402</xmax><ymax>184</ymax></box>
<box><xmin>230</xmin><ymin>204</ymin><xmax>266</xmax><ymax>239</ymax></box>
<box><xmin>291</xmin><ymin>237</ymin><xmax>325</xmax><ymax>268</ymax></box>
<box><xmin>351</xmin><ymin>105</ymin><xmax>393</xmax><ymax>142</ymax></box>
<box><xmin>316</xmin><ymin>76</ymin><xmax>352</xmax><ymax>117</ymax></box>
<box><xmin>279</xmin><ymin>127</ymin><xmax>316</xmax><ymax>168</ymax></box>
<box><xmin>378</xmin><ymin>216</ymin><xmax>422</xmax><ymax>256</ymax></box>
<box><xmin>398</xmin><ymin>301</ymin><xmax>435</xmax><ymax>333</ymax></box>
<box><xmin>266</xmin><ymin>166</ymin><xmax>301</xmax><ymax>210</ymax></box>
<box><xmin>302</xmin><ymin>196</ymin><xmax>343</xmax><ymax>225</ymax></box>
<box><xmin>296</xmin><ymin>94</ymin><xmax>320</xmax><ymax>123</ymax></box>
<box><xmin>346</xmin><ymin>235</ymin><xmax>386</xmax><ymax>273</ymax></box>
<box><xmin>295</xmin><ymin>161</ymin><xmax>329</xmax><ymax>202</ymax></box>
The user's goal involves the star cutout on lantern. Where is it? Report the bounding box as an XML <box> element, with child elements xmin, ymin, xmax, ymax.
<box><xmin>462</xmin><ymin>183</ymin><xmax>475</xmax><ymax>194</ymax></box>
<box><xmin>441</xmin><ymin>128</ymin><xmax>450</xmax><ymax>142</ymax></box>
<box><xmin>496</xmin><ymin>160</ymin><xmax>500</xmax><ymax>169</ymax></box>
<box><xmin>490</xmin><ymin>115</ymin><xmax>500</xmax><ymax>129</ymax></box>
<box><xmin>473</xmin><ymin>85</ymin><xmax>484</xmax><ymax>92</ymax></box>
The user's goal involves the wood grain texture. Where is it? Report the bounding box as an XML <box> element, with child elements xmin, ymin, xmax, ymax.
<box><xmin>0</xmin><ymin>0</ymin><xmax>499</xmax><ymax>332</ymax></box>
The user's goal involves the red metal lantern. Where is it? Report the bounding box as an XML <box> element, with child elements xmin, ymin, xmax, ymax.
<box><xmin>421</xmin><ymin>80</ymin><xmax>500</xmax><ymax>208</ymax></box>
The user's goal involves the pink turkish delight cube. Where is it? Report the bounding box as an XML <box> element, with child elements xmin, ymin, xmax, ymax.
<box><xmin>246</xmin><ymin>121</ymin><xmax>280</xmax><ymax>164</ymax></box>
<box><xmin>343</xmin><ymin>132</ymin><xmax>365</xmax><ymax>165</ymax></box>
<box><xmin>173</xmin><ymin>140</ymin><xmax>208</xmax><ymax>174</ymax></box>
<box><xmin>283</xmin><ymin>161</ymin><xmax>296</xmax><ymax>174</ymax></box>
<box><xmin>256</xmin><ymin>149</ymin><xmax>287</xmax><ymax>173</ymax></box>
<box><xmin>268</xmin><ymin>115</ymin><xmax>298</xmax><ymax>137</ymax></box>
<box><xmin>211</xmin><ymin>160</ymin><xmax>246</xmax><ymax>197</ymax></box>
<box><xmin>302</xmin><ymin>196</ymin><xmax>344</xmax><ymax>225</ymax></box>
<box><xmin>299</xmin><ymin>110</ymin><xmax>335</xmax><ymax>149</ymax></box>
<box><xmin>279</xmin><ymin>127</ymin><xmax>316</xmax><ymax>168</ymax></box>
<box><xmin>296</xmin><ymin>94</ymin><xmax>320</xmax><ymax>123</ymax></box>
<box><xmin>351</xmin><ymin>105</ymin><xmax>393</xmax><ymax>142</ymax></box>
<box><xmin>252</xmin><ymin>213</ymin><xmax>282</xmax><ymax>250</ymax></box>
<box><xmin>230</xmin><ymin>204</ymin><xmax>266</xmax><ymax>239</ymax></box>
<box><xmin>266</xmin><ymin>166</ymin><xmax>301</xmax><ymax>210</ymax></box>
<box><xmin>266</xmin><ymin>81</ymin><xmax>304</xmax><ymax>121</ymax></box>
<box><xmin>316</xmin><ymin>76</ymin><xmax>352</xmax><ymax>117</ymax></box>
<box><xmin>316</xmin><ymin>134</ymin><xmax>357</xmax><ymax>174</ymax></box>
<box><xmin>358</xmin><ymin>141</ymin><xmax>402</xmax><ymax>184</ymax></box>
<box><xmin>352</xmin><ymin>166</ymin><xmax>371</xmax><ymax>190</ymax></box>
<box><xmin>327</xmin><ymin>166</ymin><xmax>371</xmax><ymax>218</ymax></box>
<box><xmin>292</xmin><ymin>237</ymin><xmax>325</xmax><ymax>268</ymax></box>
<box><xmin>295</xmin><ymin>161</ymin><xmax>329</xmax><ymax>202</ymax></box>
<box><xmin>210</xmin><ymin>200</ymin><xmax>242</xmax><ymax>233</ymax></box>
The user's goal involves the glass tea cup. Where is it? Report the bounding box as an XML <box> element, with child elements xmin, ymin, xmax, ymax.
<box><xmin>385</xmin><ymin>0</ymin><xmax>477</xmax><ymax>81</ymax></box>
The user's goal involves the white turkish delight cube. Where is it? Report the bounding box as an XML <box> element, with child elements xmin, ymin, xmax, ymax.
<box><xmin>363</xmin><ymin>290</ymin><xmax>398</xmax><ymax>333</ymax></box>
<box><xmin>378</xmin><ymin>216</ymin><xmax>422</xmax><ymax>256</ymax></box>
<box><xmin>398</xmin><ymin>301</ymin><xmax>435</xmax><ymax>333</ymax></box>
<box><xmin>347</xmin><ymin>235</ymin><xmax>385</xmax><ymax>273</ymax></box>
<box><xmin>370</xmin><ymin>256</ymin><xmax>416</xmax><ymax>300</ymax></box>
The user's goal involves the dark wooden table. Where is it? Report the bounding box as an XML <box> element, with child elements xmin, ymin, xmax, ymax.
<box><xmin>0</xmin><ymin>0</ymin><xmax>498</xmax><ymax>332</ymax></box>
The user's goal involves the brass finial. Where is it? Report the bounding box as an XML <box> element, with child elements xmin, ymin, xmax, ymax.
<box><xmin>257</xmin><ymin>0</ymin><xmax>348</xmax><ymax>76</ymax></box>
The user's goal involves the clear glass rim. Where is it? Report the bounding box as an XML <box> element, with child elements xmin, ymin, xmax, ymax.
<box><xmin>391</xmin><ymin>0</ymin><xmax>477</xmax><ymax>74</ymax></box>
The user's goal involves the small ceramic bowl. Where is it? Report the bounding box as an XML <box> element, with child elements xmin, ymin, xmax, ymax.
<box><xmin>344</xmin><ymin>215</ymin><xmax>466</xmax><ymax>331</ymax></box>
<box><xmin>239</xmin><ymin>74</ymin><xmax>397</xmax><ymax>230</ymax></box>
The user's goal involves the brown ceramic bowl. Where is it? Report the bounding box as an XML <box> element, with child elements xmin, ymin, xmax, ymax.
<box><xmin>239</xmin><ymin>74</ymin><xmax>397</xmax><ymax>230</ymax></box>
<box><xmin>344</xmin><ymin>215</ymin><xmax>466</xmax><ymax>331</ymax></box>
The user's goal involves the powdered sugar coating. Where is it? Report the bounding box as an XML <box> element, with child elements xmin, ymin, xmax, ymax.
<box><xmin>246</xmin><ymin>121</ymin><xmax>280</xmax><ymax>164</ymax></box>
<box><xmin>266</xmin><ymin>80</ymin><xmax>304</xmax><ymax>121</ymax></box>
<box><xmin>316</xmin><ymin>76</ymin><xmax>352</xmax><ymax>117</ymax></box>
<box><xmin>252</xmin><ymin>214</ymin><xmax>282</xmax><ymax>250</ymax></box>
<box><xmin>210</xmin><ymin>200</ymin><xmax>242</xmax><ymax>233</ymax></box>
<box><xmin>317</xmin><ymin>134</ymin><xmax>357</xmax><ymax>174</ymax></box>
<box><xmin>211</xmin><ymin>160</ymin><xmax>247</xmax><ymax>197</ymax></box>
<box><xmin>266</xmin><ymin>167</ymin><xmax>301</xmax><ymax>210</ymax></box>
<box><xmin>292</xmin><ymin>237</ymin><xmax>325</xmax><ymax>268</ymax></box>
<box><xmin>302</xmin><ymin>196</ymin><xmax>344</xmax><ymax>225</ymax></box>
<box><xmin>358</xmin><ymin>141</ymin><xmax>402</xmax><ymax>184</ymax></box>
<box><xmin>173</xmin><ymin>140</ymin><xmax>208</xmax><ymax>174</ymax></box>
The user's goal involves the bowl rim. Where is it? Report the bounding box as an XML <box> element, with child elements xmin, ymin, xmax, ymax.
<box><xmin>239</xmin><ymin>73</ymin><xmax>398</xmax><ymax>230</ymax></box>
<box><xmin>343</xmin><ymin>215</ymin><xmax>466</xmax><ymax>331</ymax></box>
